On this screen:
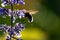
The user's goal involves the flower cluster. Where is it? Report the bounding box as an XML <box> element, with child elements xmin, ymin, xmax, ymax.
<box><xmin>1</xmin><ymin>0</ymin><xmax>25</xmax><ymax>7</ymax></box>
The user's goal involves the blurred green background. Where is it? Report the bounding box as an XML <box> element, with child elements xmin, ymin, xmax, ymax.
<box><xmin>0</xmin><ymin>0</ymin><xmax>60</xmax><ymax>40</ymax></box>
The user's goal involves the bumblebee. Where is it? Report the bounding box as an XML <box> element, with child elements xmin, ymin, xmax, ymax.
<box><xmin>24</xmin><ymin>10</ymin><xmax>38</xmax><ymax>23</ymax></box>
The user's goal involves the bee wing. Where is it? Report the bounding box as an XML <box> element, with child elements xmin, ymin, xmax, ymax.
<box><xmin>26</xmin><ymin>10</ymin><xmax>38</xmax><ymax>15</ymax></box>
